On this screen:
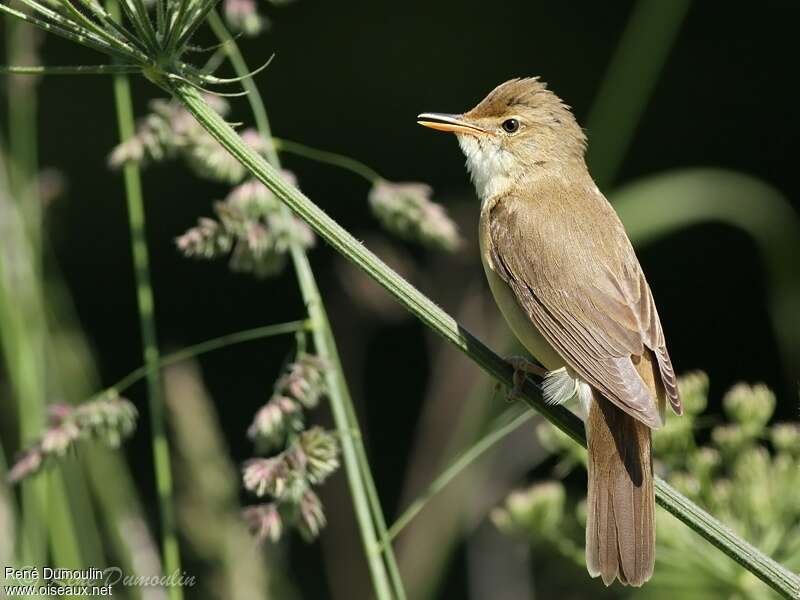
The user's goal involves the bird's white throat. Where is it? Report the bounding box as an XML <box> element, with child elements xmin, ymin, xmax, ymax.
<box><xmin>457</xmin><ymin>134</ymin><xmax>517</xmax><ymax>203</ymax></box>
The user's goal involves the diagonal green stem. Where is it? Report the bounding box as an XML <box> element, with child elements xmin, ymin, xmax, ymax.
<box><xmin>172</xmin><ymin>82</ymin><xmax>800</xmax><ymax>600</ymax></box>
<box><xmin>272</xmin><ymin>138</ymin><xmax>381</xmax><ymax>183</ymax></box>
<box><xmin>206</xmin><ymin>12</ymin><xmax>403</xmax><ymax>599</ymax></box>
<box><xmin>383</xmin><ymin>406</ymin><xmax>535</xmax><ymax>547</ymax></box>
<box><xmin>108</xmin><ymin>319</ymin><xmax>310</xmax><ymax>397</ymax></box>
<box><xmin>108</xmin><ymin>4</ymin><xmax>182</xmax><ymax>595</ymax></box>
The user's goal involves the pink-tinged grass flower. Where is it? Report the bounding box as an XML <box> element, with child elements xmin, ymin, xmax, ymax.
<box><xmin>109</xmin><ymin>97</ymin><xmax>267</xmax><ymax>184</ymax></box>
<box><xmin>247</xmin><ymin>396</ymin><xmax>303</xmax><ymax>449</ymax></box>
<box><xmin>368</xmin><ymin>180</ymin><xmax>461</xmax><ymax>251</ymax></box>
<box><xmin>224</xmin><ymin>0</ymin><xmax>267</xmax><ymax>37</ymax></box>
<box><xmin>242</xmin><ymin>353</ymin><xmax>339</xmax><ymax>543</ymax></box>
<box><xmin>242</xmin><ymin>456</ymin><xmax>291</xmax><ymax>498</ymax></box>
<box><xmin>296</xmin><ymin>489</ymin><xmax>326</xmax><ymax>541</ymax></box>
<box><xmin>248</xmin><ymin>354</ymin><xmax>328</xmax><ymax>449</ymax></box>
<box><xmin>275</xmin><ymin>353</ymin><xmax>327</xmax><ymax>409</ymax></box>
<box><xmin>177</xmin><ymin>169</ymin><xmax>314</xmax><ymax>278</ymax></box>
<box><xmin>7</xmin><ymin>393</ymin><xmax>137</xmax><ymax>484</ymax></box>
<box><xmin>242</xmin><ymin>503</ymin><xmax>283</xmax><ymax>543</ymax></box>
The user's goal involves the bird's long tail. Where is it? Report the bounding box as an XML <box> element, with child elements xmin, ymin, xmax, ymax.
<box><xmin>585</xmin><ymin>392</ymin><xmax>655</xmax><ymax>586</ymax></box>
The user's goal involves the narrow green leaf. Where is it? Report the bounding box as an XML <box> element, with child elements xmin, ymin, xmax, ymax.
<box><xmin>1</xmin><ymin>64</ymin><xmax>140</xmax><ymax>75</ymax></box>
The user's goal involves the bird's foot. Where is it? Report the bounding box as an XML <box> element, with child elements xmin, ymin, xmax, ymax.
<box><xmin>506</xmin><ymin>355</ymin><xmax>547</xmax><ymax>400</ymax></box>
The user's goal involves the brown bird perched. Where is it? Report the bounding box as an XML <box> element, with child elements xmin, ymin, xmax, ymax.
<box><xmin>417</xmin><ymin>78</ymin><xmax>683</xmax><ymax>586</ymax></box>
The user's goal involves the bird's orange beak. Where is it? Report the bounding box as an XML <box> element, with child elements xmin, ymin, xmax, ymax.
<box><xmin>417</xmin><ymin>113</ymin><xmax>487</xmax><ymax>135</ymax></box>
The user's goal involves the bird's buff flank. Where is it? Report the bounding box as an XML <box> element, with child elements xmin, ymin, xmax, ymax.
<box><xmin>418</xmin><ymin>78</ymin><xmax>683</xmax><ymax>587</ymax></box>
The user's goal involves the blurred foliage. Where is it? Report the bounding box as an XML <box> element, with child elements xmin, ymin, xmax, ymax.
<box><xmin>368</xmin><ymin>180</ymin><xmax>461</xmax><ymax>252</ymax></box>
<box><xmin>492</xmin><ymin>373</ymin><xmax>800</xmax><ymax>599</ymax></box>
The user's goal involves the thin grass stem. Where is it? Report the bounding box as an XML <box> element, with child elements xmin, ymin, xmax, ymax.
<box><xmin>124</xmin><ymin>0</ymin><xmax>160</xmax><ymax>54</ymax></box>
<box><xmin>0</xmin><ymin>64</ymin><xmax>140</xmax><ymax>75</ymax></box>
<box><xmin>108</xmin><ymin>320</ymin><xmax>310</xmax><ymax>396</ymax></box>
<box><xmin>107</xmin><ymin>2</ymin><xmax>182</xmax><ymax>593</ymax></box>
<box><xmin>382</xmin><ymin>406</ymin><xmax>535</xmax><ymax>547</ymax></box>
<box><xmin>74</xmin><ymin>0</ymin><xmax>151</xmax><ymax>56</ymax></box>
<box><xmin>114</xmin><ymin>0</ymin><xmax>159</xmax><ymax>56</ymax></box>
<box><xmin>272</xmin><ymin>138</ymin><xmax>381</xmax><ymax>183</ymax></box>
<box><xmin>173</xmin><ymin>0</ymin><xmax>222</xmax><ymax>54</ymax></box>
<box><xmin>14</xmin><ymin>0</ymin><xmax>129</xmax><ymax>51</ymax></box>
<box><xmin>51</xmin><ymin>0</ymin><xmax>138</xmax><ymax>56</ymax></box>
<box><xmin>0</xmin><ymin>3</ymin><xmax>138</xmax><ymax>62</ymax></box>
<box><xmin>162</xmin><ymin>0</ymin><xmax>191</xmax><ymax>54</ymax></box>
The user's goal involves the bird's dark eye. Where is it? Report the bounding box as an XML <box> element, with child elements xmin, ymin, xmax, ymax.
<box><xmin>501</xmin><ymin>118</ymin><xmax>520</xmax><ymax>133</ymax></box>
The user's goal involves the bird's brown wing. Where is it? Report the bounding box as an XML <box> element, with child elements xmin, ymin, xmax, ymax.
<box><xmin>486</xmin><ymin>183</ymin><xmax>681</xmax><ymax>428</ymax></box>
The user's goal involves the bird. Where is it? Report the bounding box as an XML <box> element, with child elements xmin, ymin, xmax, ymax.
<box><xmin>417</xmin><ymin>77</ymin><xmax>682</xmax><ymax>586</ymax></box>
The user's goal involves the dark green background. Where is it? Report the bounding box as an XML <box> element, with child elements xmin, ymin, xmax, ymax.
<box><xmin>5</xmin><ymin>1</ymin><xmax>798</xmax><ymax>597</ymax></box>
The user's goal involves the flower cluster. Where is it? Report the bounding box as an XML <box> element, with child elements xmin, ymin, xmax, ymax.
<box><xmin>108</xmin><ymin>97</ymin><xmax>265</xmax><ymax>184</ymax></box>
<box><xmin>368</xmin><ymin>180</ymin><xmax>461</xmax><ymax>252</ymax></box>
<box><xmin>242</xmin><ymin>354</ymin><xmax>340</xmax><ymax>543</ymax></box>
<box><xmin>224</xmin><ymin>0</ymin><xmax>266</xmax><ymax>36</ymax></box>
<box><xmin>222</xmin><ymin>0</ymin><xmax>294</xmax><ymax>37</ymax></box>
<box><xmin>176</xmin><ymin>174</ymin><xmax>314</xmax><ymax>278</ymax></box>
<box><xmin>491</xmin><ymin>373</ymin><xmax>800</xmax><ymax>599</ymax></box>
<box><xmin>248</xmin><ymin>353</ymin><xmax>327</xmax><ymax>448</ymax></box>
<box><xmin>109</xmin><ymin>98</ymin><xmax>314</xmax><ymax>278</ymax></box>
<box><xmin>7</xmin><ymin>393</ymin><xmax>137</xmax><ymax>483</ymax></box>
<box><xmin>492</xmin><ymin>481</ymin><xmax>565</xmax><ymax>542</ymax></box>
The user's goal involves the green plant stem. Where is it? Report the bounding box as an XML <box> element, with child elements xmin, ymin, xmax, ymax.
<box><xmin>109</xmin><ymin>319</ymin><xmax>310</xmax><ymax>396</ymax></box>
<box><xmin>272</xmin><ymin>138</ymin><xmax>381</xmax><ymax>183</ymax></box>
<box><xmin>3</xmin><ymin>12</ymin><xmax>49</xmax><ymax>569</ymax></box>
<box><xmin>585</xmin><ymin>0</ymin><xmax>692</xmax><ymax>187</ymax></box>
<box><xmin>206</xmin><ymin>12</ymin><xmax>403</xmax><ymax>599</ymax></box>
<box><xmin>172</xmin><ymin>82</ymin><xmax>800</xmax><ymax>599</ymax></box>
<box><xmin>108</xmin><ymin>6</ymin><xmax>182</xmax><ymax>595</ymax></box>
<box><xmin>0</xmin><ymin>64</ymin><xmax>141</xmax><ymax>75</ymax></box>
<box><xmin>384</xmin><ymin>406</ymin><xmax>535</xmax><ymax>546</ymax></box>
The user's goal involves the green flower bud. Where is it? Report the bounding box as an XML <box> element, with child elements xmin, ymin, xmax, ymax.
<box><xmin>771</xmin><ymin>423</ymin><xmax>800</xmax><ymax>457</ymax></box>
<box><xmin>677</xmin><ymin>371</ymin><xmax>709</xmax><ymax>415</ymax></box>
<box><xmin>669</xmin><ymin>472</ymin><xmax>701</xmax><ymax>499</ymax></box>
<box><xmin>712</xmin><ymin>424</ymin><xmax>748</xmax><ymax>456</ymax></box>
<box><xmin>492</xmin><ymin>481</ymin><xmax>565</xmax><ymax>539</ymax></box>
<box><xmin>722</xmin><ymin>383</ymin><xmax>775</xmax><ymax>434</ymax></box>
<box><xmin>710</xmin><ymin>479</ymin><xmax>733</xmax><ymax>510</ymax></box>
<box><xmin>733</xmin><ymin>447</ymin><xmax>770</xmax><ymax>484</ymax></box>
<box><xmin>687</xmin><ymin>447</ymin><xmax>721</xmax><ymax>483</ymax></box>
<box><xmin>653</xmin><ymin>413</ymin><xmax>694</xmax><ymax>460</ymax></box>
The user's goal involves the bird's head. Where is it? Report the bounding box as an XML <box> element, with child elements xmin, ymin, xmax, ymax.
<box><xmin>418</xmin><ymin>77</ymin><xmax>586</xmax><ymax>200</ymax></box>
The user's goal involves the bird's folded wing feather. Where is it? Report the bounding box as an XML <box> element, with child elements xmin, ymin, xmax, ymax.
<box><xmin>487</xmin><ymin>186</ymin><xmax>681</xmax><ymax>428</ymax></box>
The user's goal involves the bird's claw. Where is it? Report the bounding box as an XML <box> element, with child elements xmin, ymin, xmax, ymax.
<box><xmin>506</xmin><ymin>355</ymin><xmax>546</xmax><ymax>400</ymax></box>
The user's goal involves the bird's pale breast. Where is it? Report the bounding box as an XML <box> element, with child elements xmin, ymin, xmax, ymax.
<box><xmin>478</xmin><ymin>210</ymin><xmax>565</xmax><ymax>371</ymax></box>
